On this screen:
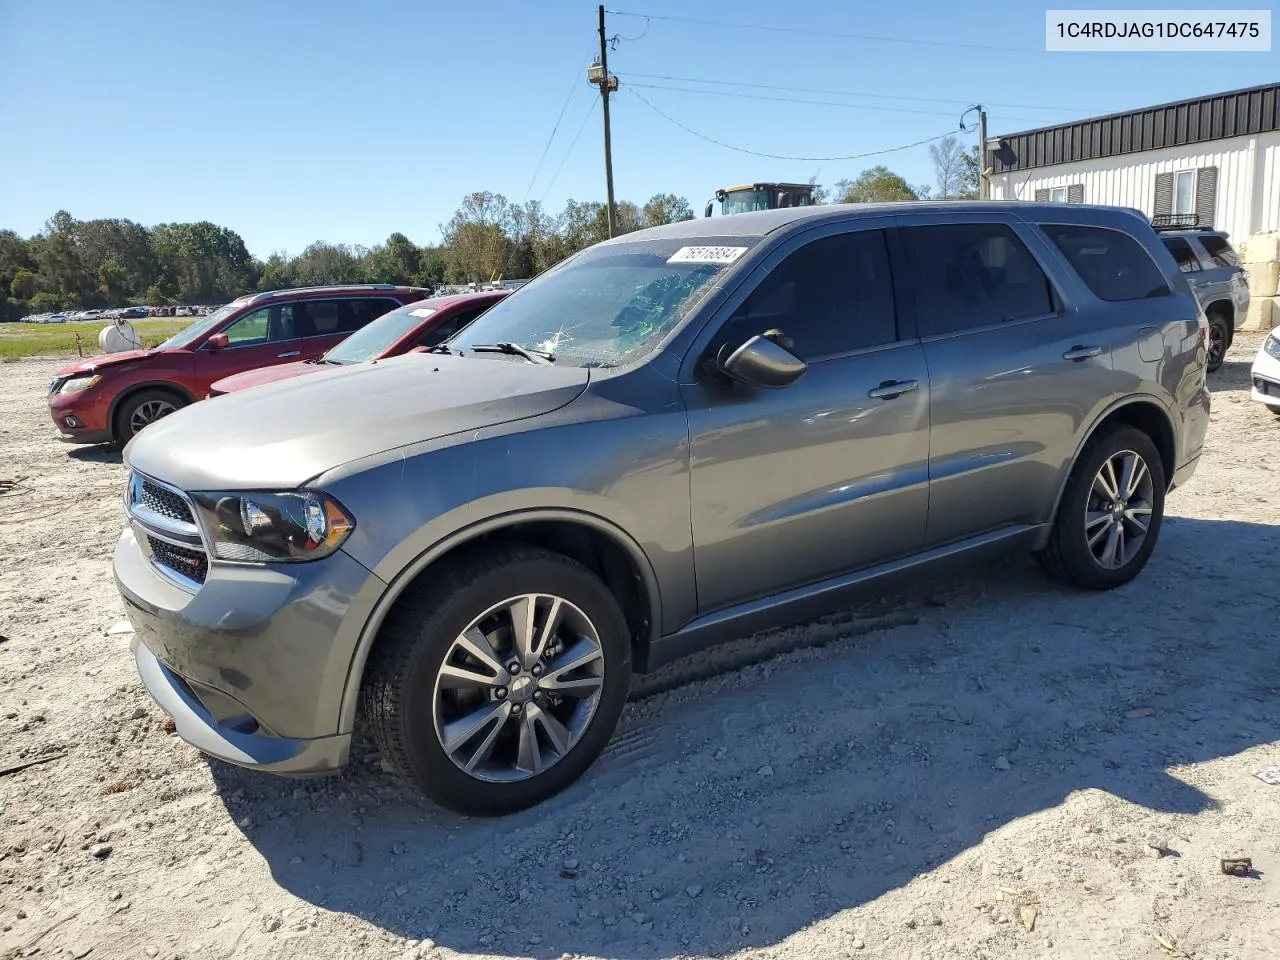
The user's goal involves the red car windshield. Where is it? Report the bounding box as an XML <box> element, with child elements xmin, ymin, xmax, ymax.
<box><xmin>321</xmin><ymin>302</ymin><xmax>438</xmax><ymax>364</ymax></box>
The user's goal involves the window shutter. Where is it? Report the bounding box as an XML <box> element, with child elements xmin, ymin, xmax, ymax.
<box><xmin>1067</xmin><ymin>184</ymin><xmax>1084</xmax><ymax>204</ymax></box>
<box><xmin>1034</xmin><ymin>188</ymin><xmax>1050</xmax><ymax>202</ymax></box>
<box><xmin>1195</xmin><ymin>166</ymin><xmax>1218</xmax><ymax>227</ymax></box>
<box><xmin>1153</xmin><ymin>172</ymin><xmax>1174</xmax><ymax>216</ymax></box>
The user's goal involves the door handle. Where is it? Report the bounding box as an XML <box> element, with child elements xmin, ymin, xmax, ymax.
<box><xmin>868</xmin><ymin>379</ymin><xmax>920</xmax><ymax>400</ymax></box>
<box><xmin>1063</xmin><ymin>345</ymin><xmax>1102</xmax><ymax>361</ymax></box>
<box><xmin>277</xmin><ymin>350</ymin><xmax>301</xmax><ymax>358</ymax></box>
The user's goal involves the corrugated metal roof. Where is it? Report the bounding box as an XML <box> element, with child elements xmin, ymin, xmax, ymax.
<box><xmin>989</xmin><ymin>82</ymin><xmax>1280</xmax><ymax>174</ymax></box>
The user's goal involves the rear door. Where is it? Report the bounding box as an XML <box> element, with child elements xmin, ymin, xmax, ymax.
<box><xmin>296</xmin><ymin>296</ymin><xmax>400</xmax><ymax>358</ymax></box>
<box><xmin>898</xmin><ymin>214</ymin><xmax>1122</xmax><ymax>546</ymax></box>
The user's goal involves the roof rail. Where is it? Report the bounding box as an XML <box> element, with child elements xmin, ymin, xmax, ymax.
<box><xmin>1150</xmin><ymin>213</ymin><xmax>1200</xmax><ymax>231</ymax></box>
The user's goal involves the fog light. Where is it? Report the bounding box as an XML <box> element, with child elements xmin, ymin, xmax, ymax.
<box><xmin>63</xmin><ymin>415</ymin><xmax>82</xmax><ymax>428</ymax></box>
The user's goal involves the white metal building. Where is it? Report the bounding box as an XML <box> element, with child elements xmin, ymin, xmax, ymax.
<box><xmin>986</xmin><ymin>83</ymin><xmax>1280</xmax><ymax>243</ymax></box>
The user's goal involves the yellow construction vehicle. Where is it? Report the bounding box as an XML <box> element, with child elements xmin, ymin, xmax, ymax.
<box><xmin>704</xmin><ymin>182</ymin><xmax>819</xmax><ymax>217</ymax></box>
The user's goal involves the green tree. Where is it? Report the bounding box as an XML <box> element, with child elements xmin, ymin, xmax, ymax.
<box><xmin>836</xmin><ymin>166</ymin><xmax>923</xmax><ymax>203</ymax></box>
<box><xmin>642</xmin><ymin>193</ymin><xmax>695</xmax><ymax>227</ymax></box>
<box><xmin>10</xmin><ymin>267</ymin><xmax>38</xmax><ymax>300</ymax></box>
<box><xmin>441</xmin><ymin>192</ymin><xmax>516</xmax><ymax>282</ymax></box>
<box><xmin>289</xmin><ymin>242</ymin><xmax>361</xmax><ymax>286</ymax></box>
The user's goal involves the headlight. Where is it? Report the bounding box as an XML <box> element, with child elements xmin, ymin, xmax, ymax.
<box><xmin>1265</xmin><ymin>333</ymin><xmax>1280</xmax><ymax>359</ymax></box>
<box><xmin>59</xmin><ymin>374</ymin><xmax>101</xmax><ymax>394</ymax></box>
<box><xmin>190</xmin><ymin>491</ymin><xmax>354</xmax><ymax>562</ymax></box>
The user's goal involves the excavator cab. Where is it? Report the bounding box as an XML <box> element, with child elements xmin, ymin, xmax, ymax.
<box><xmin>704</xmin><ymin>182</ymin><xmax>818</xmax><ymax>217</ymax></box>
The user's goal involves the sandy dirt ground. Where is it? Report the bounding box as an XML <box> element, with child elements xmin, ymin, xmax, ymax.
<box><xmin>2</xmin><ymin>338</ymin><xmax>1279</xmax><ymax>960</ymax></box>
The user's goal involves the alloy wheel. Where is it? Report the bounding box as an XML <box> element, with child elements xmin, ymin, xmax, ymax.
<box><xmin>432</xmin><ymin>594</ymin><xmax>605</xmax><ymax>782</ymax></box>
<box><xmin>1208</xmin><ymin>322</ymin><xmax>1226</xmax><ymax>368</ymax></box>
<box><xmin>1084</xmin><ymin>449</ymin><xmax>1154</xmax><ymax>570</ymax></box>
<box><xmin>130</xmin><ymin>399</ymin><xmax>176</xmax><ymax>434</ymax></box>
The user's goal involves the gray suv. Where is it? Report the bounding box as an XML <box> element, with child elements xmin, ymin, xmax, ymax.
<box><xmin>1155</xmin><ymin>222</ymin><xmax>1249</xmax><ymax>371</ymax></box>
<box><xmin>115</xmin><ymin>203</ymin><xmax>1211</xmax><ymax>815</ymax></box>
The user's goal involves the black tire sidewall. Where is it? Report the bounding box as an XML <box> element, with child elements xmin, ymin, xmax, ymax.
<box><xmin>1206</xmin><ymin>316</ymin><xmax>1228</xmax><ymax>372</ymax></box>
<box><xmin>388</xmin><ymin>552</ymin><xmax>631</xmax><ymax>816</ymax></box>
<box><xmin>1053</xmin><ymin>426</ymin><xmax>1166</xmax><ymax>590</ymax></box>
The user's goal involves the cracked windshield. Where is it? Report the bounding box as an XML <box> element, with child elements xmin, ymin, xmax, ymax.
<box><xmin>449</xmin><ymin>239</ymin><xmax>758</xmax><ymax>366</ymax></box>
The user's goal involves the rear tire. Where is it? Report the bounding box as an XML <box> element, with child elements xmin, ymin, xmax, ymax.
<box><xmin>1205</xmin><ymin>313</ymin><xmax>1229</xmax><ymax>372</ymax></box>
<box><xmin>114</xmin><ymin>388</ymin><xmax>186</xmax><ymax>444</ymax></box>
<box><xmin>361</xmin><ymin>544</ymin><xmax>632</xmax><ymax>816</ymax></box>
<box><xmin>1038</xmin><ymin>425</ymin><xmax>1166</xmax><ymax>591</ymax></box>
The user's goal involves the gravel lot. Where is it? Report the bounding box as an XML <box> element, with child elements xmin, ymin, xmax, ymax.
<box><xmin>2</xmin><ymin>338</ymin><xmax>1279</xmax><ymax>960</ymax></box>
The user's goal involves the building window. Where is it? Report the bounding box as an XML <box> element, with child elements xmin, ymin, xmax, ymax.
<box><xmin>1172</xmin><ymin>170</ymin><xmax>1195</xmax><ymax>215</ymax></box>
<box><xmin>1048</xmin><ymin>187</ymin><xmax>1067</xmax><ymax>203</ymax></box>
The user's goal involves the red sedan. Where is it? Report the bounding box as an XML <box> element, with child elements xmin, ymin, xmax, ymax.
<box><xmin>207</xmin><ymin>291</ymin><xmax>509</xmax><ymax>397</ymax></box>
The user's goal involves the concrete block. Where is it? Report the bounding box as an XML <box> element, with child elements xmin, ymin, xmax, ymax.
<box><xmin>1240</xmin><ymin>296</ymin><xmax>1276</xmax><ymax>333</ymax></box>
<box><xmin>1241</xmin><ymin>231</ymin><xmax>1279</xmax><ymax>265</ymax></box>
<box><xmin>1246</xmin><ymin>260</ymin><xmax>1280</xmax><ymax>299</ymax></box>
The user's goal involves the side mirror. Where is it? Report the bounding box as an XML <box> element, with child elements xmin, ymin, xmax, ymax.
<box><xmin>206</xmin><ymin>332</ymin><xmax>229</xmax><ymax>351</ymax></box>
<box><xmin>704</xmin><ymin>200</ymin><xmax>714</xmax><ymax>218</ymax></box>
<box><xmin>718</xmin><ymin>335</ymin><xmax>807</xmax><ymax>389</ymax></box>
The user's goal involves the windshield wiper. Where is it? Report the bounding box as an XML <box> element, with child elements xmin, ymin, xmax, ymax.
<box><xmin>465</xmin><ymin>342</ymin><xmax>555</xmax><ymax>364</ymax></box>
<box><xmin>426</xmin><ymin>343</ymin><xmax>452</xmax><ymax>354</ymax></box>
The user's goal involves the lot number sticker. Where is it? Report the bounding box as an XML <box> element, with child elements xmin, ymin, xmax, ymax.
<box><xmin>667</xmin><ymin>245</ymin><xmax>748</xmax><ymax>265</ymax></box>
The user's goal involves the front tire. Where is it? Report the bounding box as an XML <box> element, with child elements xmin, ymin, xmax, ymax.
<box><xmin>1038</xmin><ymin>425</ymin><xmax>1166</xmax><ymax>590</ymax></box>
<box><xmin>114</xmin><ymin>388</ymin><xmax>186</xmax><ymax>443</ymax></box>
<box><xmin>362</xmin><ymin>544</ymin><xmax>632</xmax><ymax>816</ymax></box>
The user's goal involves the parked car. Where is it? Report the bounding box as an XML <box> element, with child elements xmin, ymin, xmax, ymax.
<box><xmin>46</xmin><ymin>313</ymin><xmax>68</xmax><ymax>324</ymax></box>
<box><xmin>121</xmin><ymin>306</ymin><xmax>150</xmax><ymax>319</ymax></box>
<box><xmin>1153</xmin><ymin>221</ymin><xmax>1249</xmax><ymax>372</ymax></box>
<box><xmin>116</xmin><ymin>203</ymin><xmax>1209</xmax><ymax>815</ymax></box>
<box><xmin>1250</xmin><ymin>326</ymin><xmax>1280</xmax><ymax>417</ymax></box>
<box><xmin>207</xmin><ymin>291</ymin><xmax>508</xmax><ymax>397</ymax></box>
<box><xmin>48</xmin><ymin>284</ymin><xmax>428</xmax><ymax>445</ymax></box>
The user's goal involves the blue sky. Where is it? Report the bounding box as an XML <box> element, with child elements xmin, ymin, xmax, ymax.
<box><xmin>1</xmin><ymin>0</ymin><xmax>1275</xmax><ymax>257</ymax></box>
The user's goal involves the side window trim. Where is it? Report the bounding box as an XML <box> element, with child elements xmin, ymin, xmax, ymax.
<box><xmin>894</xmin><ymin>216</ymin><xmax>1068</xmax><ymax>341</ymax></box>
<box><xmin>676</xmin><ymin>215</ymin><xmax>909</xmax><ymax>382</ymax></box>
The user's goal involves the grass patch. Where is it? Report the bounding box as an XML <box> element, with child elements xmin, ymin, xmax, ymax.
<box><xmin>0</xmin><ymin>319</ymin><xmax>193</xmax><ymax>362</ymax></box>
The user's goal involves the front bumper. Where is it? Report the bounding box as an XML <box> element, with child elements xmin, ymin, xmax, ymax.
<box><xmin>48</xmin><ymin>389</ymin><xmax>112</xmax><ymax>443</ymax></box>
<box><xmin>114</xmin><ymin>525</ymin><xmax>385</xmax><ymax>774</ymax></box>
<box><xmin>132</xmin><ymin>634</ymin><xmax>349</xmax><ymax>773</ymax></box>
<box><xmin>1251</xmin><ymin>345</ymin><xmax>1280</xmax><ymax>410</ymax></box>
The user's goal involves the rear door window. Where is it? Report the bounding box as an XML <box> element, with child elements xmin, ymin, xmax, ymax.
<box><xmin>1040</xmin><ymin>224</ymin><xmax>1172</xmax><ymax>302</ymax></box>
<box><xmin>346</xmin><ymin>298</ymin><xmax>399</xmax><ymax>330</ymax></box>
<box><xmin>901</xmin><ymin>223</ymin><xmax>1055</xmax><ymax>335</ymax></box>
<box><xmin>1198</xmin><ymin>234</ymin><xmax>1239</xmax><ymax>268</ymax></box>
<box><xmin>1162</xmin><ymin>237</ymin><xmax>1201</xmax><ymax>273</ymax></box>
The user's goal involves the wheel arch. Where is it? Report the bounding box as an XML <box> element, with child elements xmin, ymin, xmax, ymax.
<box><xmin>338</xmin><ymin>508</ymin><xmax>663</xmax><ymax>732</ymax></box>
<box><xmin>1204</xmin><ymin>298</ymin><xmax>1235</xmax><ymax>340</ymax></box>
<box><xmin>1042</xmin><ymin>396</ymin><xmax>1177</xmax><ymax>543</ymax></box>
<box><xmin>107</xmin><ymin>381</ymin><xmax>197</xmax><ymax>439</ymax></box>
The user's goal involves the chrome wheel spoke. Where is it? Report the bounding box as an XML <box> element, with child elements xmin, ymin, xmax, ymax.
<box><xmin>541</xmin><ymin>638</ymin><xmax>604</xmax><ymax>697</ymax></box>
<box><xmin>529</xmin><ymin>702</ymin><xmax>571</xmax><ymax>756</ymax></box>
<box><xmin>1094</xmin><ymin>460</ymin><xmax>1120</xmax><ymax>501</ymax></box>
<box><xmin>1115</xmin><ymin>454</ymin><xmax>1137</xmax><ymax>503</ymax></box>
<box><xmin>1086</xmin><ymin>449</ymin><xmax>1155</xmax><ymax>570</ymax></box>
<box><xmin>1125</xmin><ymin>458</ymin><xmax>1148</xmax><ymax>500</ymax></box>
<box><xmin>516</xmin><ymin>710</ymin><xmax>544</xmax><ymax>774</ymax></box>
<box><xmin>441</xmin><ymin>699</ymin><xmax>510</xmax><ymax>755</ymax></box>
<box><xmin>1124</xmin><ymin>503</ymin><xmax>1152</xmax><ymax>534</ymax></box>
<box><xmin>453</xmin><ymin>627</ymin><xmax>510</xmax><ymax>684</ymax></box>
<box><xmin>511</xmin><ymin>595</ymin><xmax>563</xmax><ymax>669</ymax></box>
<box><xmin>1100</xmin><ymin>522</ymin><xmax>1122</xmax><ymax>568</ymax></box>
<box><xmin>1087</xmin><ymin>514</ymin><xmax>1114</xmax><ymax>548</ymax></box>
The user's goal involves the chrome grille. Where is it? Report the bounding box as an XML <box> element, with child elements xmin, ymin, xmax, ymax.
<box><xmin>139</xmin><ymin>479</ymin><xmax>194</xmax><ymax>525</ymax></box>
<box><xmin>147</xmin><ymin>536</ymin><xmax>208</xmax><ymax>585</ymax></box>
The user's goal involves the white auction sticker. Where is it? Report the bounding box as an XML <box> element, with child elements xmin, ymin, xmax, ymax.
<box><xmin>667</xmin><ymin>245</ymin><xmax>749</xmax><ymax>265</ymax></box>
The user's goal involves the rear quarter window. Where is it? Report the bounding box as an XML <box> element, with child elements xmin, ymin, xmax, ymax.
<box><xmin>1198</xmin><ymin>235</ymin><xmax>1240</xmax><ymax>268</ymax></box>
<box><xmin>1040</xmin><ymin>224</ymin><xmax>1172</xmax><ymax>302</ymax></box>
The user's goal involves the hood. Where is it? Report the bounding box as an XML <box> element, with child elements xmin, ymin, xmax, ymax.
<box><xmin>56</xmin><ymin>349</ymin><xmax>155</xmax><ymax>377</ymax></box>
<box><xmin>211</xmin><ymin>359</ymin><xmax>318</xmax><ymax>394</ymax></box>
<box><xmin>125</xmin><ymin>352</ymin><xmax>590</xmax><ymax>490</ymax></box>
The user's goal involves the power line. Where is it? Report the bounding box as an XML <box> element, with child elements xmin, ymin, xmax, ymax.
<box><xmin>540</xmin><ymin>98</ymin><xmax>600</xmax><ymax>204</ymax></box>
<box><xmin>625</xmin><ymin>82</ymin><xmax>1054</xmax><ymax>125</ymax></box>
<box><xmin>523</xmin><ymin>57</ymin><xmax>593</xmax><ymax>204</ymax></box>
<box><xmin>605</xmin><ymin>10</ymin><xmax>1034</xmax><ymax>54</ymax></box>
<box><xmin>626</xmin><ymin>86</ymin><xmax>959</xmax><ymax>162</ymax></box>
<box><xmin>617</xmin><ymin>72</ymin><xmax>1090</xmax><ymax>114</ymax></box>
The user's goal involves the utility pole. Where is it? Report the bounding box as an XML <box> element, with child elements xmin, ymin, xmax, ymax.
<box><xmin>594</xmin><ymin>4</ymin><xmax>618</xmax><ymax>237</ymax></box>
<box><xmin>976</xmin><ymin>104</ymin><xmax>989</xmax><ymax>199</ymax></box>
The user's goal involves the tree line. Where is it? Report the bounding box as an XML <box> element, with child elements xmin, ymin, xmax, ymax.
<box><xmin>0</xmin><ymin>138</ymin><xmax>978</xmax><ymax>321</ymax></box>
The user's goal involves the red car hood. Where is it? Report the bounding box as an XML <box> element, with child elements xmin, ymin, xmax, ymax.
<box><xmin>55</xmin><ymin>349</ymin><xmax>155</xmax><ymax>376</ymax></box>
<box><xmin>211</xmin><ymin>360</ymin><xmax>321</xmax><ymax>394</ymax></box>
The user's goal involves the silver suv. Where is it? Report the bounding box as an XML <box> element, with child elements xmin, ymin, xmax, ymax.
<box><xmin>115</xmin><ymin>203</ymin><xmax>1211</xmax><ymax>815</ymax></box>
<box><xmin>1155</xmin><ymin>221</ymin><xmax>1249</xmax><ymax>371</ymax></box>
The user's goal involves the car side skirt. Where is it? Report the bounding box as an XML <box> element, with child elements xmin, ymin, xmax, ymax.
<box><xmin>644</xmin><ymin>523</ymin><xmax>1045</xmax><ymax>672</ymax></box>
